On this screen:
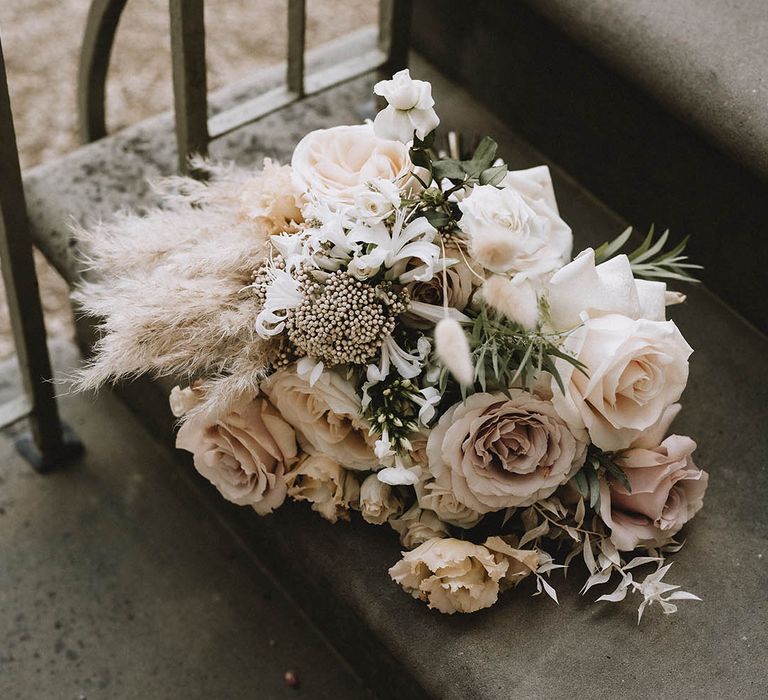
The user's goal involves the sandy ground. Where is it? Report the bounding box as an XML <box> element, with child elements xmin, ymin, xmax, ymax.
<box><xmin>0</xmin><ymin>0</ymin><xmax>376</xmax><ymax>359</ymax></box>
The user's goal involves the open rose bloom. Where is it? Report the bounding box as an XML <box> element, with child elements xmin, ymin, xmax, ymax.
<box><xmin>76</xmin><ymin>70</ymin><xmax>709</xmax><ymax>621</ymax></box>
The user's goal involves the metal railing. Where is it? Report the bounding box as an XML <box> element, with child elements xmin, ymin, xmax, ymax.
<box><xmin>0</xmin><ymin>33</ymin><xmax>83</xmax><ymax>471</ymax></box>
<box><xmin>79</xmin><ymin>0</ymin><xmax>413</xmax><ymax>173</ymax></box>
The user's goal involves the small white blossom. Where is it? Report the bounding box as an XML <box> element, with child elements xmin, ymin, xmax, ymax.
<box><xmin>373</xmin><ymin>69</ymin><xmax>440</xmax><ymax>143</ymax></box>
<box><xmin>254</xmin><ymin>266</ymin><xmax>303</xmax><ymax>338</ymax></box>
<box><xmin>348</xmin><ymin>211</ymin><xmax>440</xmax><ymax>284</ymax></box>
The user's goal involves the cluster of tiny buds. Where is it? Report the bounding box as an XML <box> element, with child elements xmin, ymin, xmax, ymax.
<box><xmin>286</xmin><ymin>269</ymin><xmax>409</xmax><ymax>367</ymax></box>
<box><xmin>250</xmin><ymin>255</ymin><xmax>286</xmax><ymax>306</ymax></box>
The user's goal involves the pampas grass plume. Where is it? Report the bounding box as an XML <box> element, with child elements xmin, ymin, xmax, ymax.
<box><xmin>481</xmin><ymin>276</ymin><xmax>539</xmax><ymax>330</ymax></box>
<box><xmin>435</xmin><ymin>318</ymin><xmax>474</xmax><ymax>386</ymax></box>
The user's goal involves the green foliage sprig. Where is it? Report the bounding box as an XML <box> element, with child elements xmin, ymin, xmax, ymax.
<box><xmin>594</xmin><ymin>226</ymin><xmax>702</xmax><ymax>283</ymax></box>
<box><xmin>441</xmin><ymin>303</ymin><xmax>587</xmax><ymax>397</ymax></box>
<box><xmin>408</xmin><ymin>131</ymin><xmax>507</xmax><ymax>232</ymax></box>
<box><xmin>572</xmin><ymin>445</ymin><xmax>633</xmax><ymax>509</ymax></box>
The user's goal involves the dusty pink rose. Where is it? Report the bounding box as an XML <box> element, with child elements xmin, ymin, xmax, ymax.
<box><xmin>176</xmin><ymin>395</ymin><xmax>297</xmax><ymax>515</ymax></box>
<box><xmin>599</xmin><ymin>435</ymin><xmax>708</xmax><ymax>551</ymax></box>
<box><xmin>426</xmin><ymin>390</ymin><xmax>587</xmax><ymax>514</ymax></box>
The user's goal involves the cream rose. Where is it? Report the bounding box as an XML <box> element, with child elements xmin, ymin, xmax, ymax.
<box><xmin>176</xmin><ymin>395</ymin><xmax>297</xmax><ymax>515</ymax></box>
<box><xmin>359</xmin><ymin>473</ymin><xmax>403</xmax><ymax>525</ymax></box>
<box><xmin>291</xmin><ymin>124</ymin><xmax>411</xmax><ymax>208</ymax></box>
<box><xmin>426</xmin><ymin>391</ymin><xmax>587</xmax><ymax>514</ymax></box>
<box><xmin>286</xmin><ymin>454</ymin><xmax>360</xmax><ymax>523</ymax></box>
<box><xmin>263</xmin><ymin>365</ymin><xmax>378</xmax><ymax>470</ymax></box>
<box><xmin>551</xmin><ymin>314</ymin><xmax>692</xmax><ymax>451</ymax></box>
<box><xmin>458</xmin><ymin>168</ymin><xmax>572</xmax><ymax>278</ymax></box>
<box><xmin>599</xmin><ymin>435</ymin><xmax>708</xmax><ymax>551</ymax></box>
<box><xmin>415</xmin><ymin>472</ymin><xmax>484</xmax><ymax>529</ymax></box>
<box><xmin>388</xmin><ymin>503</ymin><xmax>449</xmax><ymax>549</ymax></box>
<box><xmin>388</xmin><ymin>538</ymin><xmax>507</xmax><ymax>614</ymax></box>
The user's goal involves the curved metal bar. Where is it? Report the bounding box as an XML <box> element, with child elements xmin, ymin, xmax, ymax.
<box><xmin>78</xmin><ymin>0</ymin><xmax>129</xmax><ymax>143</ymax></box>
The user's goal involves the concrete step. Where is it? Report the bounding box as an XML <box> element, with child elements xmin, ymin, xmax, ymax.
<box><xmin>0</xmin><ymin>355</ymin><xmax>369</xmax><ymax>700</ymax></box>
<box><xmin>412</xmin><ymin>0</ymin><xmax>768</xmax><ymax>334</ymax></box>
<box><xmin>21</xmin><ymin>40</ymin><xmax>768</xmax><ymax>699</ymax></box>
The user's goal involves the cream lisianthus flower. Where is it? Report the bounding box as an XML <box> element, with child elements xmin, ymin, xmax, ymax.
<box><xmin>237</xmin><ymin>158</ymin><xmax>302</xmax><ymax>234</ymax></box>
<box><xmin>176</xmin><ymin>395</ymin><xmax>297</xmax><ymax>515</ymax></box>
<box><xmin>388</xmin><ymin>503</ymin><xmax>449</xmax><ymax>549</ymax></box>
<box><xmin>484</xmin><ymin>536</ymin><xmax>539</xmax><ymax>591</ymax></box>
<box><xmin>263</xmin><ymin>365</ymin><xmax>378</xmax><ymax>470</ymax></box>
<box><xmin>291</xmin><ymin>124</ymin><xmax>411</xmax><ymax>208</ymax></box>
<box><xmin>359</xmin><ymin>473</ymin><xmax>403</xmax><ymax>525</ymax></box>
<box><xmin>286</xmin><ymin>454</ymin><xmax>360</xmax><ymax>523</ymax></box>
<box><xmin>546</xmin><ymin>248</ymin><xmax>667</xmax><ymax>331</ymax></box>
<box><xmin>388</xmin><ymin>538</ymin><xmax>507</xmax><ymax>614</ymax></box>
<box><xmin>458</xmin><ymin>167</ymin><xmax>572</xmax><ymax>279</ymax></box>
<box><xmin>426</xmin><ymin>391</ymin><xmax>587</xmax><ymax>514</ymax></box>
<box><xmin>551</xmin><ymin>314</ymin><xmax>692</xmax><ymax>451</ymax></box>
<box><xmin>599</xmin><ymin>435</ymin><xmax>708</xmax><ymax>551</ymax></box>
<box><xmin>373</xmin><ymin>69</ymin><xmax>440</xmax><ymax>143</ymax></box>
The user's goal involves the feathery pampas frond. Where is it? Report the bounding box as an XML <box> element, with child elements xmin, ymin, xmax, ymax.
<box><xmin>72</xmin><ymin>159</ymin><xmax>291</xmax><ymax>418</ymax></box>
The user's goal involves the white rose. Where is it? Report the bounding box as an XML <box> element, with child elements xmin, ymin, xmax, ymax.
<box><xmin>263</xmin><ymin>365</ymin><xmax>379</xmax><ymax>470</ymax></box>
<box><xmin>551</xmin><ymin>314</ymin><xmax>692</xmax><ymax>451</ymax></box>
<box><xmin>291</xmin><ymin>124</ymin><xmax>411</xmax><ymax>209</ymax></box>
<box><xmin>175</xmin><ymin>395</ymin><xmax>297</xmax><ymax>515</ymax></box>
<box><xmin>352</xmin><ymin>178</ymin><xmax>401</xmax><ymax>223</ymax></box>
<box><xmin>359</xmin><ymin>473</ymin><xmax>403</xmax><ymax>525</ymax></box>
<box><xmin>388</xmin><ymin>538</ymin><xmax>507</xmax><ymax>614</ymax></box>
<box><xmin>373</xmin><ymin>69</ymin><xmax>440</xmax><ymax>143</ymax></box>
<box><xmin>546</xmin><ymin>248</ymin><xmax>667</xmax><ymax>330</ymax></box>
<box><xmin>286</xmin><ymin>454</ymin><xmax>359</xmax><ymax>523</ymax></box>
<box><xmin>458</xmin><ymin>169</ymin><xmax>571</xmax><ymax>278</ymax></box>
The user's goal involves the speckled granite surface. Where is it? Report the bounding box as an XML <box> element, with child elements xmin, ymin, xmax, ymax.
<box><xmin>21</xmin><ymin>51</ymin><xmax>768</xmax><ymax>699</ymax></box>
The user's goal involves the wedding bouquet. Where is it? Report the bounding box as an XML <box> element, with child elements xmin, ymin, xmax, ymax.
<box><xmin>76</xmin><ymin>70</ymin><xmax>708</xmax><ymax>620</ymax></box>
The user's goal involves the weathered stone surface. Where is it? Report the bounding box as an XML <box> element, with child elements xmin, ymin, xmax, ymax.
<box><xmin>0</xmin><ymin>368</ymin><xmax>367</xmax><ymax>700</ymax></box>
<box><xmin>20</xmin><ymin>47</ymin><xmax>768</xmax><ymax>699</ymax></box>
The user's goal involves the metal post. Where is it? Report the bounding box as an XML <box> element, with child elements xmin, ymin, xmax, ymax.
<box><xmin>169</xmin><ymin>0</ymin><xmax>209</xmax><ymax>174</ymax></box>
<box><xmin>0</xmin><ymin>33</ymin><xmax>82</xmax><ymax>471</ymax></box>
<box><xmin>78</xmin><ymin>0</ymin><xmax>129</xmax><ymax>143</ymax></box>
<box><xmin>287</xmin><ymin>0</ymin><xmax>306</xmax><ymax>97</ymax></box>
<box><xmin>378</xmin><ymin>0</ymin><xmax>412</xmax><ymax>76</ymax></box>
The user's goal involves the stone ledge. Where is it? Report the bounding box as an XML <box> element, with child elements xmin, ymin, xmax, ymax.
<box><xmin>411</xmin><ymin>0</ymin><xmax>768</xmax><ymax>335</ymax></box>
<box><xmin>524</xmin><ymin>0</ymin><xmax>768</xmax><ymax>183</ymax></box>
<box><xmin>21</xmin><ymin>50</ymin><xmax>768</xmax><ymax>699</ymax></box>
